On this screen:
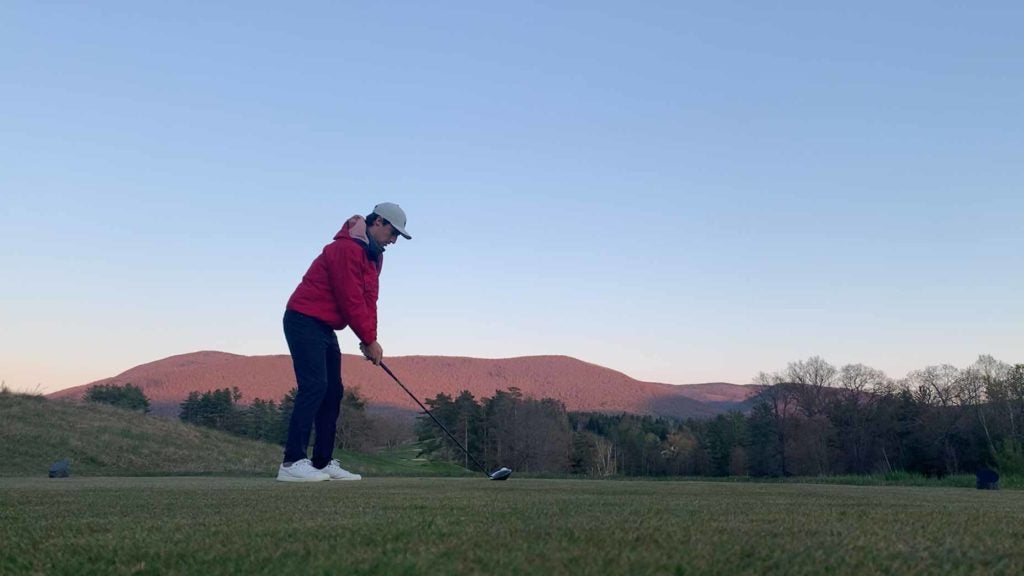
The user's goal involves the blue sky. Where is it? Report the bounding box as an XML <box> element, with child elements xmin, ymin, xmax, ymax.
<box><xmin>2</xmin><ymin>2</ymin><xmax>1022</xmax><ymax>393</ymax></box>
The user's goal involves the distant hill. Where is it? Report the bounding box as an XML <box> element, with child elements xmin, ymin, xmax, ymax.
<box><xmin>49</xmin><ymin>352</ymin><xmax>759</xmax><ymax>419</ymax></box>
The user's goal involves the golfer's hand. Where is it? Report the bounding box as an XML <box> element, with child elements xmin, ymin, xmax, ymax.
<box><xmin>360</xmin><ymin>341</ymin><xmax>383</xmax><ymax>365</ymax></box>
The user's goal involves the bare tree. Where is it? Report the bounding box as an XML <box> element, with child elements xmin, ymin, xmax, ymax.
<box><xmin>973</xmin><ymin>356</ymin><xmax>1022</xmax><ymax>458</ymax></box>
<box><xmin>958</xmin><ymin>366</ymin><xmax>996</xmax><ymax>456</ymax></box>
<box><xmin>830</xmin><ymin>364</ymin><xmax>889</xmax><ymax>474</ymax></box>
<box><xmin>904</xmin><ymin>365</ymin><xmax>971</xmax><ymax>474</ymax></box>
<box><xmin>838</xmin><ymin>363</ymin><xmax>889</xmax><ymax>401</ymax></box>
<box><xmin>752</xmin><ymin>371</ymin><xmax>796</xmax><ymax>476</ymax></box>
<box><xmin>973</xmin><ymin>355</ymin><xmax>1012</xmax><ymax>386</ymax></box>
<box><xmin>593</xmin><ymin>435</ymin><xmax>618</xmax><ymax>477</ymax></box>
<box><xmin>785</xmin><ymin>356</ymin><xmax>838</xmax><ymax>416</ymax></box>
<box><xmin>907</xmin><ymin>365</ymin><xmax>964</xmax><ymax>407</ymax></box>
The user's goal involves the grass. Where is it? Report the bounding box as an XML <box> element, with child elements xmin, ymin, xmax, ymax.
<box><xmin>341</xmin><ymin>444</ymin><xmax>474</xmax><ymax>477</ymax></box>
<box><xmin>3</xmin><ymin>477</ymin><xmax>1024</xmax><ymax>575</ymax></box>
<box><xmin>654</xmin><ymin>471</ymin><xmax>1024</xmax><ymax>490</ymax></box>
<box><xmin>776</xmin><ymin>472</ymin><xmax>1024</xmax><ymax>490</ymax></box>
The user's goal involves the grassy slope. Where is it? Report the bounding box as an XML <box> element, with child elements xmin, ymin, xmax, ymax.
<box><xmin>3</xmin><ymin>477</ymin><xmax>1024</xmax><ymax>575</ymax></box>
<box><xmin>0</xmin><ymin>393</ymin><xmax>281</xmax><ymax>476</ymax></box>
<box><xmin>0</xmin><ymin>393</ymin><xmax>469</xmax><ymax>478</ymax></box>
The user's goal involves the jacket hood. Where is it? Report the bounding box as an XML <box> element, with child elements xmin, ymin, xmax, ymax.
<box><xmin>333</xmin><ymin>214</ymin><xmax>384</xmax><ymax>267</ymax></box>
<box><xmin>334</xmin><ymin>215</ymin><xmax>368</xmax><ymax>244</ymax></box>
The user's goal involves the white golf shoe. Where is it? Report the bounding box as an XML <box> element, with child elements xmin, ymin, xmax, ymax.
<box><xmin>276</xmin><ymin>458</ymin><xmax>330</xmax><ymax>482</ymax></box>
<box><xmin>322</xmin><ymin>459</ymin><xmax>362</xmax><ymax>481</ymax></box>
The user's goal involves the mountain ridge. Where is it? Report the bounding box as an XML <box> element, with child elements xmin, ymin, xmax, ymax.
<box><xmin>49</xmin><ymin>351</ymin><xmax>760</xmax><ymax>419</ymax></box>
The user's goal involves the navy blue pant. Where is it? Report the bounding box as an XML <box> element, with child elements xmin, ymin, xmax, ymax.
<box><xmin>282</xmin><ymin>309</ymin><xmax>344</xmax><ymax>467</ymax></box>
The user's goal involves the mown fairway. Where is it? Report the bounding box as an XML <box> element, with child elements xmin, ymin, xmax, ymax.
<box><xmin>3</xmin><ymin>478</ymin><xmax>1024</xmax><ymax>575</ymax></box>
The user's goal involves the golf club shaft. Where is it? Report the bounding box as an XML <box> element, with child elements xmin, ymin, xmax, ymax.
<box><xmin>379</xmin><ymin>361</ymin><xmax>490</xmax><ymax>475</ymax></box>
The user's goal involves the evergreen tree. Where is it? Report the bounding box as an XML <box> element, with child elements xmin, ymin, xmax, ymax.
<box><xmin>178</xmin><ymin>387</ymin><xmax>242</xmax><ymax>433</ymax></box>
<box><xmin>241</xmin><ymin>398</ymin><xmax>280</xmax><ymax>443</ymax></box>
<box><xmin>85</xmin><ymin>383</ymin><xmax>151</xmax><ymax>413</ymax></box>
<box><xmin>337</xmin><ymin>387</ymin><xmax>373</xmax><ymax>451</ymax></box>
<box><xmin>277</xmin><ymin>388</ymin><xmax>297</xmax><ymax>444</ymax></box>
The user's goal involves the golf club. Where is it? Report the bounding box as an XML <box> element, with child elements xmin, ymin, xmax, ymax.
<box><xmin>378</xmin><ymin>361</ymin><xmax>512</xmax><ymax>481</ymax></box>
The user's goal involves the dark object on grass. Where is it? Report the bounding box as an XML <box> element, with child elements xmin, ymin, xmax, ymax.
<box><xmin>49</xmin><ymin>459</ymin><xmax>70</xmax><ymax>478</ymax></box>
<box><xmin>489</xmin><ymin>467</ymin><xmax>512</xmax><ymax>481</ymax></box>
<box><xmin>976</xmin><ymin>468</ymin><xmax>999</xmax><ymax>490</ymax></box>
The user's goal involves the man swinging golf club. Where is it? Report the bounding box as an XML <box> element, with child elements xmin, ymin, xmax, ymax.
<box><xmin>276</xmin><ymin>202</ymin><xmax>411</xmax><ymax>482</ymax></box>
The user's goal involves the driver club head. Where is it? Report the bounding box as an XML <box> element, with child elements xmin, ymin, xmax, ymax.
<box><xmin>489</xmin><ymin>467</ymin><xmax>512</xmax><ymax>481</ymax></box>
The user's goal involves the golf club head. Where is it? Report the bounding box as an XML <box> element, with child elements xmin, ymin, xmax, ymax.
<box><xmin>489</xmin><ymin>467</ymin><xmax>512</xmax><ymax>481</ymax></box>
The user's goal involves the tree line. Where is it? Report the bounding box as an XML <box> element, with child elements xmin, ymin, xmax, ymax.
<box><xmin>177</xmin><ymin>386</ymin><xmax>381</xmax><ymax>450</ymax></box>
<box><xmin>82</xmin><ymin>382</ymin><xmax>378</xmax><ymax>449</ymax></box>
<box><xmin>415</xmin><ymin>388</ymin><xmax>572</xmax><ymax>474</ymax></box>
<box><xmin>414</xmin><ymin>355</ymin><xmax>1024</xmax><ymax>478</ymax></box>
<box><xmin>741</xmin><ymin>354</ymin><xmax>1024</xmax><ymax>478</ymax></box>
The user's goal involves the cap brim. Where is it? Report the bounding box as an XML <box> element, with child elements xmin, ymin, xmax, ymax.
<box><xmin>394</xmin><ymin>226</ymin><xmax>411</xmax><ymax>240</ymax></box>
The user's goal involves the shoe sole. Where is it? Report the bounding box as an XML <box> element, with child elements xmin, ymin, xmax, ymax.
<box><xmin>276</xmin><ymin>474</ymin><xmax>330</xmax><ymax>482</ymax></box>
<box><xmin>328</xmin><ymin>476</ymin><xmax>362</xmax><ymax>481</ymax></box>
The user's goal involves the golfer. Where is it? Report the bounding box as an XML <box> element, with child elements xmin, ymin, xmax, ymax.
<box><xmin>276</xmin><ymin>202</ymin><xmax>411</xmax><ymax>482</ymax></box>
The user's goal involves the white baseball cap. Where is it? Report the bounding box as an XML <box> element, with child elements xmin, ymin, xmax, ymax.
<box><xmin>373</xmin><ymin>202</ymin><xmax>411</xmax><ymax>239</ymax></box>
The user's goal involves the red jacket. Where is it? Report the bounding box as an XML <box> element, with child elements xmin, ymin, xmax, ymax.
<box><xmin>286</xmin><ymin>216</ymin><xmax>382</xmax><ymax>344</ymax></box>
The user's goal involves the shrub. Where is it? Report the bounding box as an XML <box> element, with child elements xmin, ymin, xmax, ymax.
<box><xmin>85</xmin><ymin>383</ymin><xmax>151</xmax><ymax>413</ymax></box>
